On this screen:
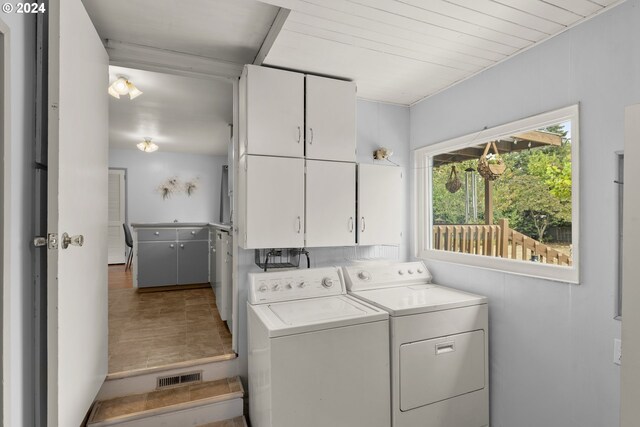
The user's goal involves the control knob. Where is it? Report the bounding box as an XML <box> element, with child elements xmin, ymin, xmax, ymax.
<box><xmin>258</xmin><ymin>285</ymin><xmax>268</xmax><ymax>293</ymax></box>
<box><xmin>272</xmin><ymin>284</ymin><xmax>281</xmax><ymax>291</ymax></box>
<box><xmin>398</xmin><ymin>270</ymin><xmax>405</xmax><ymax>275</ymax></box>
<box><xmin>417</xmin><ymin>268</ymin><xmax>424</xmax><ymax>274</ymax></box>
<box><xmin>408</xmin><ymin>269</ymin><xmax>414</xmax><ymax>275</ymax></box>
<box><xmin>298</xmin><ymin>281</ymin><xmax>307</xmax><ymax>288</ymax></box>
<box><xmin>358</xmin><ymin>271</ymin><xmax>371</xmax><ymax>281</ymax></box>
<box><xmin>322</xmin><ymin>277</ymin><xmax>334</xmax><ymax>288</ymax></box>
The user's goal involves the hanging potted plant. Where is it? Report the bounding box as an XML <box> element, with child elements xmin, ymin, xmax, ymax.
<box><xmin>477</xmin><ymin>142</ymin><xmax>506</xmax><ymax>180</ymax></box>
<box><xmin>445</xmin><ymin>165</ymin><xmax>462</xmax><ymax>193</ymax></box>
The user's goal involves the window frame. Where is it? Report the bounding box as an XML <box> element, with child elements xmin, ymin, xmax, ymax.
<box><xmin>414</xmin><ymin>104</ymin><xmax>580</xmax><ymax>284</ymax></box>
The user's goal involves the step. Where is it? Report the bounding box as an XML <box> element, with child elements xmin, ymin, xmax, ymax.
<box><xmin>98</xmin><ymin>354</ymin><xmax>239</xmax><ymax>400</ymax></box>
<box><xmin>198</xmin><ymin>416</ymin><xmax>248</xmax><ymax>427</ymax></box>
<box><xmin>87</xmin><ymin>376</ymin><xmax>244</xmax><ymax>427</ymax></box>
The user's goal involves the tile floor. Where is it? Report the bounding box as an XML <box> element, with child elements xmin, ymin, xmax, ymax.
<box><xmin>90</xmin><ymin>377</ymin><xmax>242</xmax><ymax>423</ymax></box>
<box><xmin>108</xmin><ymin>274</ymin><xmax>234</xmax><ymax>374</ymax></box>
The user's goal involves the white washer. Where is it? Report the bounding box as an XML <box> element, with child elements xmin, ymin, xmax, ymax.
<box><xmin>343</xmin><ymin>261</ymin><xmax>489</xmax><ymax>427</ymax></box>
<box><xmin>247</xmin><ymin>267</ymin><xmax>391</xmax><ymax>427</ymax></box>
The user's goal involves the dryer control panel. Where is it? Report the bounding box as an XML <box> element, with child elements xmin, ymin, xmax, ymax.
<box><xmin>248</xmin><ymin>267</ymin><xmax>345</xmax><ymax>305</ymax></box>
<box><xmin>343</xmin><ymin>261</ymin><xmax>432</xmax><ymax>291</ymax></box>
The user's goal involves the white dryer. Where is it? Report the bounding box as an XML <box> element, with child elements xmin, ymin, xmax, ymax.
<box><xmin>343</xmin><ymin>261</ymin><xmax>489</xmax><ymax>427</ymax></box>
<box><xmin>247</xmin><ymin>267</ymin><xmax>391</xmax><ymax>427</ymax></box>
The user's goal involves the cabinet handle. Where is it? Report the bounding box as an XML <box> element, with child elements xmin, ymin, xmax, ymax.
<box><xmin>348</xmin><ymin>217</ymin><xmax>354</xmax><ymax>232</ymax></box>
<box><xmin>191</xmin><ymin>231</ymin><xmax>196</xmax><ymax>235</ymax></box>
<box><xmin>297</xmin><ymin>126</ymin><xmax>301</xmax><ymax>144</ymax></box>
<box><xmin>296</xmin><ymin>216</ymin><xmax>301</xmax><ymax>234</ymax></box>
<box><xmin>154</xmin><ymin>232</ymin><xmax>160</xmax><ymax>236</ymax></box>
<box><xmin>309</xmin><ymin>128</ymin><xmax>314</xmax><ymax>144</ymax></box>
<box><xmin>180</xmin><ymin>244</ymin><xmax>185</xmax><ymax>249</ymax></box>
<box><xmin>169</xmin><ymin>244</ymin><xmax>175</xmax><ymax>248</ymax></box>
<box><xmin>361</xmin><ymin>217</ymin><xmax>366</xmax><ymax>233</ymax></box>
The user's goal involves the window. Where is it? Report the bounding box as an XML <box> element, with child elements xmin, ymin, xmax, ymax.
<box><xmin>415</xmin><ymin>105</ymin><xmax>579</xmax><ymax>283</ymax></box>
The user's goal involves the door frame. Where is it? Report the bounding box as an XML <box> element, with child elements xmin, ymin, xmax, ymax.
<box><xmin>0</xmin><ymin>16</ymin><xmax>10</xmax><ymax>425</ymax></box>
<box><xmin>108</xmin><ymin>167</ymin><xmax>128</xmax><ymax>264</ymax></box>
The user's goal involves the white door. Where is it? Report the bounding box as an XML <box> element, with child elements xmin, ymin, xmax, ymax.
<box><xmin>242</xmin><ymin>155</ymin><xmax>304</xmax><ymax>249</ymax></box>
<box><xmin>358</xmin><ymin>164</ymin><xmax>402</xmax><ymax>246</ymax></box>
<box><xmin>305</xmin><ymin>75</ymin><xmax>356</xmax><ymax>162</ymax></box>
<box><xmin>242</xmin><ymin>65</ymin><xmax>304</xmax><ymax>158</ymax></box>
<box><xmin>108</xmin><ymin>169</ymin><xmax>126</xmax><ymax>264</ymax></box>
<box><xmin>48</xmin><ymin>2</ymin><xmax>109</xmax><ymax>426</ymax></box>
<box><xmin>306</xmin><ymin>160</ymin><xmax>356</xmax><ymax>247</ymax></box>
<box><xmin>622</xmin><ymin>104</ymin><xmax>640</xmax><ymax>427</ymax></box>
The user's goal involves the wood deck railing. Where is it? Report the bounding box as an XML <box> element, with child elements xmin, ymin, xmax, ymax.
<box><xmin>432</xmin><ymin>218</ymin><xmax>572</xmax><ymax>266</ymax></box>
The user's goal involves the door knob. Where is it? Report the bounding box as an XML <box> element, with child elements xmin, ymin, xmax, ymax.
<box><xmin>61</xmin><ymin>233</ymin><xmax>84</xmax><ymax>249</ymax></box>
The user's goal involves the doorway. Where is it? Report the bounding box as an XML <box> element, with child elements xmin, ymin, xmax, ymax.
<box><xmin>105</xmin><ymin>65</ymin><xmax>236</xmax><ymax>376</ymax></box>
<box><xmin>108</xmin><ymin>168</ymin><xmax>127</xmax><ymax>265</ymax></box>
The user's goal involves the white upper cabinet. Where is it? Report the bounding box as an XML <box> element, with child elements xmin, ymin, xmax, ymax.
<box><xmin>305</xmin><ymin>75</ymin><xmax>356</xmax><ymax>162</ymax></box>
<box><xmin>241</xmin><ymin>65</ymin><xmax>304</xmax><ymax>158</ymax></box>
<box><xmin>358</xmin><ymin>164</ymin><xmax>403</xmax><ymax>246</ymax></box>
<box><xmin>306</xmin><ymin>160</ymin><xmax>356</xmax><ymax>247</ymax></box>
<box><xmin>240</xmin><ymin>155</ymin><xmax>305</xmax><ymax>249</ymax></box>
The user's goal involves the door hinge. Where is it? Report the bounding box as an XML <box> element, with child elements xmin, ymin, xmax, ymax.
<box><xmin>33</xmin><ymin>233</ymin><xmax>58</xmax><ymax>249</ymax></box>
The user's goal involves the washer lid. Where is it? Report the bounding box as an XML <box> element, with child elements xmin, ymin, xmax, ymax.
<box><xmin>350</xmin><ymin>285</ymin><xmax>486</xmax><ymax>316</ymax></box>
<box><xmin>250</xmin><ymin>295</ymin><xmax>388</xmax><ymax>337</ymax></box>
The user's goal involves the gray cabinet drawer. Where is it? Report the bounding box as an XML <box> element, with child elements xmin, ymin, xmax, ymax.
<box><xmin>137</xmin><ymin>242</ymin><xmax>178</xmax><ymax>287</ymax></box>
<box><xmin>137</xmin><ymin>228</ymin><xmax>177</xmax><ymax>241</ymax></box>
<box><xmin>178</xmin><ymin>228</ymin><xmax>208</xmax><ymax>241</ymax></box>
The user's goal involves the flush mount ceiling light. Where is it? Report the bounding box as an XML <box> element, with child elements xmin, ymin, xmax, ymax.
<box><xmin>108</xmin><ymin>76</ymin><xmax>143</xmax><ymax>100</ymax></box>
<box><xmin>137</xmin><ymin>137</ymin><xmax>158</xmax><ymax>153</ymax></box>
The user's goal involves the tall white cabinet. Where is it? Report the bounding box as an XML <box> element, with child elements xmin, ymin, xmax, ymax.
<box><xmin>358</xmin><ymin>164</ymin><xmax>403</xmax><ymax>246</ymax></box>
<box><xmin>239</xmin><ymin>65</ymin><xmax>400</xmax><ymax>249</ymax></box>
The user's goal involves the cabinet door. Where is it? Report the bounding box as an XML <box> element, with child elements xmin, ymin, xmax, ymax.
<box><xmin>243</xmin><ymin>65</ymin><xmax>304</xmax><ymax>158</ymax></box>
<box><xmin>306</xmin><ymin>160</ymin><xmax>356</xmax><ymax>247</ymax></box>
<box><xmin>137</xmin><ymin>241</ymin><xmax>178</xmax><ymax>287</ymax></box>
<box><xmin>244</xmin><ymin>156</ymin><xmax>305</xmax><ymax>249</ymax></box>
<box><xmin>178</xmin><ymin>240</ymin><xmax>209</xmax><ymax>285</ymax></box>
<box><xmin>305</xmin><ymin>75</ymin><xmax>356</xmax><ymax>162</ymax></box>
<box><xmin>358</xmin><ymin>164</ymin><xmax>402</xmax><ymax>246</ymax></box>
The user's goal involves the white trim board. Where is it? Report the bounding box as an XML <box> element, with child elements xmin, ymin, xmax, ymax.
<box><xmin>413</xmin><ymin>104</ymin><xmax>580</xmax><ymax>284</ymax></box>
<box><xmin>0</xmin><ymin>16</ymin><xmax>10</xmax><ymax>426</ymax></box>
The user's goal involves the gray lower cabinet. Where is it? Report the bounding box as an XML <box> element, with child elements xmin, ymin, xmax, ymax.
<box><xmin>137</xmin><ymin>241</ymin><xmax>178</xmax><ymax>287</ymax></box>
<box><xmin>136</xmin><ymin>226</ymin><xmax>210</xmax><ymax>288</ymax></box>
<box><xmin>178</xmin><ymin>241</ymin><xmax>209</xmax><ymax>285</ymax></box>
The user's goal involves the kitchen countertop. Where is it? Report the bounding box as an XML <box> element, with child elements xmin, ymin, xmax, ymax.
<box><xmin>209</xmin><ymin>222</ymin><xmax>232</xmax><ymax>231</ymax></box>
<box><xmin>130</xmin><ymin>222</ymin><xmax>233</xmax><ymax>231</ymax></box>
<box><xmin>131</xmin><ymin>222</ymin><xmax>211</xmax><ymax>228</ymax></box>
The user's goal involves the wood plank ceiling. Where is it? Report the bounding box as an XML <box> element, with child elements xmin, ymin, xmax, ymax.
<box><xmin>259</xmin><ymin>0</ymin><xmax>624</xmax><ymax>105</ymax></box>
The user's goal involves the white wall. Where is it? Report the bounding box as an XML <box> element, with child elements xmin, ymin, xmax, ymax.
<box><xmin>410</xmin><ymin>2</ymin><xmax>639</xmax><ymax>425</ymax></box>
<box><xmin>109</xmin><ymin>149</ymin><xmax>227</xmax><ymax>224</ymax></box>
<box><xmin>1</xmin><ymin>12</ymin><xmax>36</xmax><ymax>427</ymax></box>
<box><xmin>236</xmin><ymin>99</ymin><xmax>410</xmax><ymax>384</ymax></box>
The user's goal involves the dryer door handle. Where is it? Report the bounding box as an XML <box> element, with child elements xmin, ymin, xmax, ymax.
<box><xmin>435</xmin><ymin>341</ymin><xmax>455</xmax><ymax>355</ymax></box>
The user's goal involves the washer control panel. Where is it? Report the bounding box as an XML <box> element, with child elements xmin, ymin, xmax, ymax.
<box><xmin>342</xmin><ymin>261</ymin><xmax>432</xmax><ymax>291</ymax></box>
<box><xmin>249</xmin><ymin>267</ymin><xmax>345</xmax><ymax>304</ymax></box>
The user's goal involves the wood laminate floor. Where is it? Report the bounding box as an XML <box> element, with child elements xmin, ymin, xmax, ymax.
<box><xmin>107</xmin><ymin>265</ymin><xmax>234</xmax><ymax>374</ymax></box>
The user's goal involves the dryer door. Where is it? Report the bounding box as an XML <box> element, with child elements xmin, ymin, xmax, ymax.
<box><xmin>400</xmin><ymin>330</ymin><xmax>485</xmax><ymax>411</ymax></box>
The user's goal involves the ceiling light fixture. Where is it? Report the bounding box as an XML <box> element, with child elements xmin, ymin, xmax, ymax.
<box><xmin>108</xmin><ymin>76</ymin><xmax>143</xmax><ymax>100</ymax></box>
<box><xmin>137</xmin><ymin>137</ymin><xmax>158</xmax><ymax>153</ymax></box>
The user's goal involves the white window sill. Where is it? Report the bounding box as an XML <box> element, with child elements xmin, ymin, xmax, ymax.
<box><xmin>418</xmin><ymin>249</ymin><xmax>579</xmax><ymax>284</ymax></box>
